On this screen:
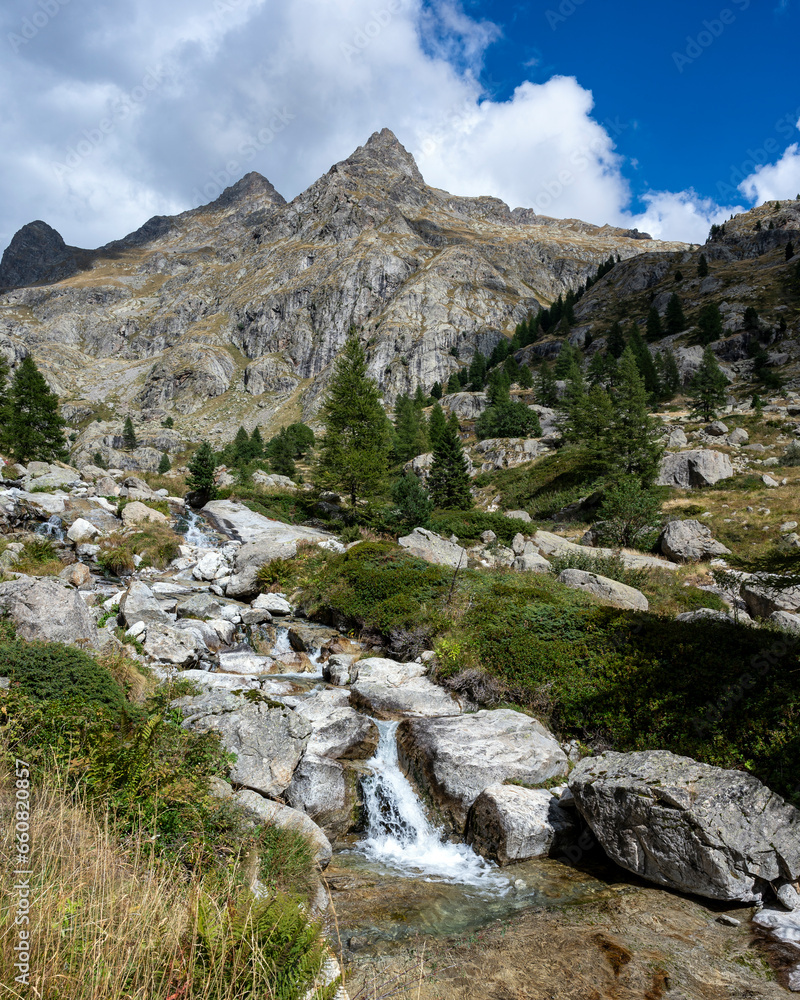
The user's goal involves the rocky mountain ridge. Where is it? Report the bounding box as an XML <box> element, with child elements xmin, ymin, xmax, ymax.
<box><xmin>0</xmin><ymin>128</ymin><xmax>689</xmax><ymax>463</ymax></box>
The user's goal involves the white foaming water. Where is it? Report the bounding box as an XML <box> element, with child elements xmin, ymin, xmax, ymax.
<box><xmin>271</xmin><ymin>627</ymin><xmax>293</xmax><ymax>656</ymax></box>
<box><xmin>357</xmin><ymin>720</ymin><xmax>507</xmax><ymax>888</ymax></box>
<box><xmin>181</xmin><ymin>509</ymin><xmax>219</xmax><ymax>548</ymax></box>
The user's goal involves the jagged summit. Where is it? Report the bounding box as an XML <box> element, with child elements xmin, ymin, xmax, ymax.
<box><xmin>202</xmin><ymin>171</ymin><xmax>286</xmax><ymax>213</ymax></box>
<box><xmin>343</xmin><ymin>128</ymin><xmax>424</xmax><ymax>185</ymax></box>
<box><xmin>0</xmin><ymin>220</ymin><xmax>86</xmax><ymax>293</ymax></box>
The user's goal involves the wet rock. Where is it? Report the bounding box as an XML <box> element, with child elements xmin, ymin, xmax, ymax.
<box><xmin>172</xmin><ymin>618</ymin><xmax>224</xmax><ymax>653</ymax></box>
<box><xmin>557</xmin><ymin>568</ymin><xmax>649</xmax><ymax>612</ymax></box>
<box><xmin>658</xmin><ymin>519</ymin><xmax>732</xmax><ymax>563</ymax></box>
<box><xmin>192</xmin><ymin>550</ymin><xmax>229</xmax><ymax>581</ymax></box>
<box><xmin>569</xmin><ymin>750</ymin><xmax>800</xmax><ymax>902</ymax></box>
<box><xmin>397</xmin><ymin>528</ymin><xmax>467</xmax><ymax>569</ymax></box>
<box><xmin>467</xmin><ymin>784</ymin><xmax>578</xmax><ymax>865</ymax></box>
<box><xmin>0</xmin><ymin>576</ymin><xmax>102</xmax><ymax>649</ymax></box>
<box><xmin>252</xmin><ymin>593</ymin><xmax>292</xmax><ymax>615</ymax></box>
<box><xmin>398</xmin><ymin>709</ymin><xmax>568</xmax><ymax>834</ymax></box>
<box><xmin>350</xmin><ymin>657</ymin><xmax>463</xmax><ymax>719</ymax></box>
<box><xmin>657</xmin><ymin>449</ymin><xmax>734</xmax><ymax>489</ymax></box>
<box><xmin>217</xmin><ymin>650</ymin><xmax>275</xmax><ymax>674</ymax></box>
<box><xmin>175</xmin><ymin>690</ymin><xmax>311</xmax><ymax>797</ymax></box>
<box><xmin>285</xmin><ymin>754</ymin><xmax>360</xmax><ymax>838</ymax></box>
<box><xmin>234</xmin><ymin>788</ymin><xmax>332</xmax><ymax>868</ymax></box>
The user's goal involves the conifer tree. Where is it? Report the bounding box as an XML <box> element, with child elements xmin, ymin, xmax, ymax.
<box><xmin>269</xmin><ymin>431</ymin><xmax>297</xmax><ymax>477</ymax></box>
<box><xmin>429</xmin><ymin>413</ymin><xmax>472</xmax><ymax>510</ymax></box>
<box><xmin>535</xmin><ymin>360</ymin><xmax>559</xmax><ymax>407</ymax></box>
<box><xmin>446</xmin><ymin>371</ymin><xmax>461</xmax><ymax>394</ymax></box>
<box><xmin>517</xmin><ymin>364</ymin><xmax>534</xmax><ymax>389</ymax></box>
<box><xmin>665</xmin><ymin>293</ymin><xmax>686</xmax><ymax>335</ymax></box>
<box><xmin>391</xmin><ymin>471</ymin><xmax>433</xmax><ymax>527</ymax></box>
<box><xmin>250</xmin><ymin>426</ymin><xmax>264</xmax><ymax>458</ymax></box>
<box><xmin>627</xmin><ymin>324</ymin><xmax>659</xmax><ymax>396</ymax></box>
<box><xmin>697</xmin><ymin>253</ymin><xmax>709</xmax><ymax>278</ymax></box>
<box><xmin>655</xmin><ymin>348</ymin><xmax>681</xmax><ymax>400</ymax></box>
<box><xmin>786</xmin><ymin>241</ymin><xmax>795</xmax><ymax>262</ymax></box>
<box><xmin>607</xmin><ymin>321</ymin><xmax>627</xmax><ymax>358</ymax></box>
<box><xmin>606</xmin><ymin>348</ymin><xmax>664</xmax><ymax>485</ymax></box>
<box><xmin>7</xmin><ymin>356</ymin><xmax>67</xmax><ymax>463</ymax></box>
<box><xmin>646</xmin><ymin>306</ymin><xmax>663</xmax><ymax>343</ymax></box>
<box><xmin>554</xmin><ymin>342</ymin><xmax>578</xmax><ymax>378</ymax></box>
<box><xmin>428</xmin><ymin>401</ymin><xmax>447</xmax><ymax>451</ymax></box>
<box><xmin>232</xmin><ymin>426</ymin><xmax>250</xmax><ymax>465</ymax></box>
<box><xmin>430</xmin><ymin>381</ymin><xmax>443</xmax><ymax>400</ymax></box>
<box><xmin>186</xmin><ymin>441</ymin><xmax>218</xmax><ymax>505</ymax></box>
<box><xmin>158</xmin><ymin>452</ymin><xmax>171</xmax><ymax>474</ymax></box>
<box><xmin>697</xmin><ymin>302</ymin><xmax>724</xmax><ymax>346</ymax></box>
<box><xmin>467</xmin><ymin>351</ymin><xmax>487</xmax><ymax>390</ymax></box>
<box><xmin>317</xmin><ymin>335</ymin><xmax>392</xmax><ymax>505</ymax></box>
<box><xmin>393</xmin><ymin>394</ymin><xmax>428</xmax><ymax>463</ymax></box>
<box><xmin>123</xmin><ymin>416</ymin><xmax>137</xmax><ymax>451</ymax></box>
<box><xmin>587</xmin><ymin>351</ymin><xmax>607</xmax><ymax>387</ymax></box>
<box><xmin>689</xmin><ymin>347</ymin><xmax>728</xmax><ymax>420</ymax></box>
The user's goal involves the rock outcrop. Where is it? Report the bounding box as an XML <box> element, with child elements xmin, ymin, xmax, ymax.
<box><xmin>657</xmin><ymin>450</ymin><xmax>734</xmax><ymax>489</ymax></box>
<box><xmin>658</xmin><ymin>519</ymin><xmax>732</xmax><ymax>563</ymax></box>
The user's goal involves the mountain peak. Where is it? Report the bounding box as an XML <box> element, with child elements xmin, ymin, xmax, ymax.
<box><xmin>204</xmin><ymin>171</ymin><xmax>287</xmax><ymax>212</ymax></box>
<box><xmin>345</xmin><ymin>128</ymin><xmax>424</xmax><ymax>185</ymax></box>
<box><xmin>0</xmin><ymin>220</ymin><xmax>81</xmax><ymax>292</ymax></box>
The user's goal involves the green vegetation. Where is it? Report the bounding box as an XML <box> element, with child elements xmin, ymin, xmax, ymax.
<box><xmin>689</xmin><ymin>346</ymin><xmax>728</xmax><ymax>419</ymax></box>
<box><xmin>5</xmin><ymin>355</ymin><xmax>67</xmax><ymax>462</ymax></box>
<box><xmin>123</xmin><ymin>415</ymin><xmax>138</xmax><ymax>451</ymax></box>
<box><xmin>187</xmin><ymin>440</ymin><xmax>219</xmax><ymax>505</ymax></box>
<box><xmin>429</xmin><ymin>413</ymin><xmax>473</xmax><ymax>510</ymax></box>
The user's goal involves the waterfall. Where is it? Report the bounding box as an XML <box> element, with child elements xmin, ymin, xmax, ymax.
<box><xmin>177</xmin><ymin>508</ymin><xmax>219</xmax><ymax>548</ymax></box>
<box><xmin>357</xmin><ymin>720</ymin><xmax>506</xmax><ymax>888</ymax></box>
<box><xmin>35</xmin><ymin>515</ymin><xmax>64</xmax><ymax>541</ymax></box>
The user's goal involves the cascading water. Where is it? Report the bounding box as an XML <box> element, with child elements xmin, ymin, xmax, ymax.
<box><xmin>357</xmin><ymin>720</ymin><xmax>507</xmax><ymax>888</ymax></box>
<box><xmin>176</xmin><ymin>508</ymin><xmax>219</xmax><ymax>548</ymax></box>
<box><xmin>35</xmin><ymin>515</ymin><xmax>64</xmax><ymax>541</ymax></box>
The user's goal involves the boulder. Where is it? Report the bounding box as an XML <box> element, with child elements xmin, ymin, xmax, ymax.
<box><xmin>66</xmin><ymin>518</ymin><xmax>101</xmax><ymax>544</ymax></box>
<box><xmin>25</xmin><ymin>467</ymin><xmax>81</xmax><ymax>491</ymax></box>
<box><xmin>176</xmin><ymin>592</ymin><xmax>228</xmax><ymax>620</ymax></box>
<box><xmin>556</xmin><ymin>568</ymin><xmax>648</xmax><ymax>612</ymax></box>
<box><xmin>172</xmin><ymin>618</ymin><xmax>224</xmax><ymax>653</ymax></box>
<box><xmin>58</xmin><ymin>562</ymin><xmax>92</xmax><ymax>588</ymax></box>
<box><xmin>252</xmin><ymin>593</ymin><xmax>292</xmax><ymax>616</ymax></box>
<box><xmin>192</xmin><ymin>551</ymin><xmax>229</xmax><ymax>581</ymax></box>
<box><xmin>727</xmin><ymin>427</ymin><xmax>749</xmax><ymax>446</ymax></box>
<box><xmin>121</xmin><ymin>501</ymin><xmax>168</xmax><ymax>526</ymax></box>
<box><xmin>505</xmin><ymin>510</ymin><xmax>532</xmax><ymax>523</ymax></box>
<box><xmin>770</xmin><ymin>610</ymin><xmax>800</xmax><ymax>634</ymax></box>
<box><xmin>441</xmin><ymin>391</ymin><xmax>488</xmax><ymax>419</ymax></box>
<box><xmin>143</xmin><ymin>623</ymin><xmax>204</xmax><ymax>667</ymax></box>
<box><xmin>569</xmin><ymin>750</ymin><xmax>800</xmax><ymax>903</ymax></box>
<box><xmin>217</xmin><ymin>651</ymin><xmax>274</xmax><ymax>674</ymax></box>
<box><xmin>466</xmin><ymin>784</ymin><xmax>577</xmax><ymax>865</ymax></box>
<box><xmin>658</xmin><ymin>519</ymin><xmax>732</xmax><ymax>563</ymax></box>
<box><xmin>397</xmin><ymin>528</ymin><xmax>467</xmax><ymax>569</ymax></box>
<box><xmin>349</xmin><ymin>657</ymin><xmax>463</xmax><ymax>718</ymax></box>
<box><xmin>705</xmin><ymin>420</ymin><xmax>729</xmax><ymax>436</ymax></box>
<box><xmin>397</xmin><ymin>709</ymin><xmax>568</xmax><ymax>834</ymax></box>
<box><xmin>0</xmin><ymin>576</ymin><xmax>102</xmax><ymax>649</ymax></box>
<box><xmin>175</xmin><ymin>690</ymin><xmax>311</xmax><ymax>797</ymax></box>
<box><xmin>120</xmin><ymin>580</ymin><xmax>171</xmax><ymax>627</ymax></box>
<box><xmin>665</xmin><ymin>427</ymin><xmax>688</xmax><ymax>448</ymax></box>
<box><xmin>741</xmin><ymin>578</ymin><xmax>800</xmax><ymax>618</ymax></box>
<box><xmin>657</xmin><ymin>449</ymin><xmax>734</xmax><ymax>489</ymax></box>
<box><xmin>285</xmin><ymin>754</ymin><xmax>360</xmax><ymax>838</ymax></box>
<box><xmin>532</xmin><ymin>529</ymin><xmax>676</xmax><ymax>573</ymax></box>
<box><xmin>234</xmin><ymin>788</ymin><xmax>332</xmax><ymax>868</ymax></box>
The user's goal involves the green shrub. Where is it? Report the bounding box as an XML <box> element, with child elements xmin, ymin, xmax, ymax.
<box><xmin>256</xmin><ymin>558</ymin><xmax>295</xmax><ymax>591</ymax></box>
<box><xmin>0</xmin><ymin>640</ymin><xmax>127</xmax><ymax>711</ymax></box>
<box><xmin>428</xmin><ymin>509</ymin><xmax>532</xmax><ymax>544</ymax></box>
<box><xmin>548</xmin><ymin>550</ymin><xmax>649</xmax><ymax>591</ymax></box>
<box><xmin>782</xmin><ymin>441</ymin><xmax>800</xmax><ymax>467</ymax></box>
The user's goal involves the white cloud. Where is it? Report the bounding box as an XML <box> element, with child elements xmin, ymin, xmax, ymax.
<box><xmin>0</xmin><ymin>0</ymin><xmax>796</xmax><ymax>252</ymax></box>
<box><xmin>738</xmin><ymin>129</ymin><xmax>800</xmax><ymax>204</ymax></box>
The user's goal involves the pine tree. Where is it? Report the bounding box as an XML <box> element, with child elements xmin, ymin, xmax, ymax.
<box><xmin>517</xmin><ymin>364</ymin><xmax>534</xmax><ymax>389</ymax></box>
<box><xmin>123</xmin><ymin>416</ymin><xmax>137</xmax><ymax>451</ymax></box>
<box><xmin>689</xmin><ymin>347</ymin><xmax>728</xmax><ymax>420</ymax></box>
<box><xmin>476</xmin><ymin>379</ymin><xmax>541</xmax><ymax>441</ymax></box>
<box><xmin>317</xmin><ymin>335</ymin><xmax>392</xmax><ymax>505</ymax></box>
<box><xmin>428</xmin><ymin>401</ymin><xmax>447</xmax><ymax>451</ymax></box>
<box><xmin>554</xmin><ymin>342</ymin><xmax>578</xmax><ymax>378</ymax></box>
<box><xmin>430</xmin><ymin>381</ymin><xmax>443</xmax><ymax>399</ymax></box>
<box><xmin>655</xmin><ymin>348</ymin><xmax>680</xmax><ymax>400</ymax></box>
<box><xmin>269</xmin><ymin>431</ymin><xmax>296</xmax><ymax>477</ymax></box>
<box><xmin>393</xmin><ymin>394</ymin><xmax>428</xmax><ymax>463</ymax></box>
<box><xmin>232</xmin><ymin>426</ymin><xmax>250</xmax><ymax>465</ymax></box>
<box><xmin>446</xmin><ymin>371</ymin><xmax>461</xmax><ymax>394</ymax></box>
<box><xmin>697</xmin><ymin>303</ymin><xmax>723</xmax><ymax>346</ymax></box>
<box><xmin>607</xmin><ymin>321</ymin><xmax>627</xmax><ymax>358</ymax></box>
<box><xmin>627</xmin><ymin>324</ymin><xmax>659</xmax><ymax>396</ymax></box>
<box><xmin>391</xmin><ymin>471</ymin><xmax>433</xmax><ymax>527</ymax></box>
<box><xmin>250</xmin><ymin>426</ymin><xmax>264</xmax><ymax>458</ymax></box>
<box><xmin>598</xmin><ymin>475</ymin><xmax>663</xmax><ymax>548</ymax></box>
<box><xmin>186</xmin><ymin>441</ymin><xmax>218</xmax><ymax>505</ymax></box>
<box><xmin>606</xmin><ymin>348</ymin><xmax>664</xmax><ymax>486</ymax></box>
<box><xmin>535</xmin><ymin>360</ymin><xmax>559</xmax><ymax>407</ymax></box>
<box><xmin>157</xmin><ymin>452</ymin><xmax>171</xmax><ymax>474</ymax></box>
<box><xmin>429</xmin><ymin>413</ymin><xmax>472</xmax><ymax>510</ymax></box>
<box><xmin>665</xmin><ymin>293</ymin><xmax>686</xmax><ymax>335</ymax></box>
<box><xmin>467</xmin><ymin>351</ymin><xmax>487</xmax><ymax>390</ymax></box>
<box><xmin>503</xmin><ymin>353</ymin><xmax>521</xmax><ymax>381</ymax></box>
<box><xmin>587</xmin><ymin>351</ymin><xmax>607</xmax><ymax>386</ymax></box>
<box><xmin>646</xmin><ymin>307</ymin><xmax>663</xmax><ymax>343</ymax></box>
<box><xmin>697</xmin><ymin>253</ymin><xmax>709</xmax><ymax>278</ymax></box>
<box><xmin>786</xmin><ymin>241</ymin><xmax>795</xmax><ymax>262</ymax></box>
<box><xmin>7</xmin><ymin>356</ymin><xmax>67</xmax><ymax>463</ymax></box>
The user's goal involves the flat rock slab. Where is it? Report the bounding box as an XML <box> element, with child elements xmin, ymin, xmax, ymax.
<box><xmin>467</xmin><ymin>784</ymin><xmax>577</xmax><ymax>865</ymax></box>
<box><xmin>557</xmin><ymin>568</ymin><xmax>649</xmax><ymax>612</ymax></box>
<box><xmin>202</xmin><ymin>499</ymin><xmax>333</xmax><ymax>546</ymax></box>
<box><xmin>0</xmin><ymin>576</ymin><xmax>102</xmax><ymax>649</ymax></box>
<box><xmin>533</xmin><ymin>530</ymin><xmax>678</xmax><ymax>573</ymax></box>
<box><xmin>349</xmin><ymin>656</ymin><xmax>463</xmax><ymax>719</ymax></box>
<box><xmin>283</xmin><ymin>688</ymin><xmax>379</xmax><ymax>760</ymax></box>
<box><xmin>569</xmin><ymin>750</ymin><xmax>800</xmax><ymax>903</ymax></box>
<box><xmin>397</xmin><ymin>528</ymin><xmax>467</xmax><ymax>569</ymax></box>
<box><xmin>398</xmin><ymin>709</ymin><xmax>568</xmax><ymax>834</ymax></box>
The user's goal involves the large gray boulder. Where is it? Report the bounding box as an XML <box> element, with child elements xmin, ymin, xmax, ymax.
<box><xmin>284</xmin><ymin>754</ymin><xmax>360</xmax><ymax>839</ymax></box>
<box><xmin>533</xmin><ymin>529</ymin><xmax>676</xmax><ymax>573</ymax></box>
<box><xmin>174</xmin><ymin>690</ymin><xmax>311</xmax><ymax>797</ymax></box>
<box><xmin>397</xmin><ymin>709</ymin><xmax>568</xmax><ymax>834</ymax></box>
<box><xmin>234</xmin><ymin>788</ymin><xmax>332</xmax><ymax>868</ymax></box>
<box><xmin>120</xmin><ymin>580</ymin><xmax>171</xmax><ymax>628</ymax></box>
<box><xmin>657</xmin><ymin>449</ymin><xmax>734</xmax><ymax>489</ymax></box>
<box><xmin>349</xmin><ymin>657</ymin><xmax>463</xmax><ymax>718</ymax></box>
<box><xmin>770</xmin><ymin>610</ymin><xmax>800</xmax><ymax>634</ymax></box>
<box><xmin>397</xmin><ymin>528</ymin><xmax>467</xmax><ymax>569</ymax></box>
<box><xmin>658</xmin><ymin>519</ymin><xmax>731</xmax><ymax>563</ymax></box>
<box><xmin>741</xmin><ymin>578</ymin><xmax>800</xmax><ymax>619</ymax></box>
<box><xmin>556</xmin><ymin>568</ymin><xmax>648</xmax><ymax>612</ymax></box>
<box><xmin>466</xmin><ymin>784</ymin><xmax>577</xmax><ymax>865</ymax></box>
<box><xmin>569</xmin><ymin>750</ymin><xmax>800</xmax><ymax>903</ymax></box>
<box><xmin>142</xmin><ymin>623</ymin><xmax>205</xmax><ymax>667</ymax></box>
<box><xmin>286</xmin><ymin>688</ymin><xmax>379</xmax><ymax>760</ymax></box>
<box><xmin>0</xmin><ymin>576</ymin><xmax>103</xmax><ymax>649</ymax></box>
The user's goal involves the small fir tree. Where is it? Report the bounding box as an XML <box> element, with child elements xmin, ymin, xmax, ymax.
<box><xmin>697</xmin><ymin>302</ymin><xmax>724</xmax><ymax>346</ymax></box>
<box><xmin>697</xmin><ymin>254</ymin><xmax>709</xmax><ymax>278</ymax></box>
<box><xmin>535</xmin><ymin>360</ymin><xmax>559</xmax><ymax>407</ymax></box>
<box><xmin>122</xmin><ymin>416</ymin><xmax>137</xmax><ymax>451</ymax></box>
<box><xmin>428</xmin><ymin>401</ymin><xmax>448</xmax><ymax>452</ymax></box>
<box><xmin>517</xmin><ymin>364</ymin><xmax>534</xmax><ymax>389</ymax></box>
<box><xmin>391</xmin><ymin>471</ymin><xmax>433</xmax><ymax>527</ymax></box>
<box><xmin>606</xmin><ymin>348</ymin><xmax>664</xmax><ymax>486</ymax></box>
<box><xmin>607</xmin><ymin>321</ymin><xmax>627</xmax><ymax>359</ymax></box>
<box><xmin>186</xmin><ymin>441</ymin><xmax>218</xmax><ymax>505</ymax></box>
<box><xmin>665</xmin><ymin>293</ymin><xmax>686</xmax><ymax>335</ymax></box>
<box><xmin>7</xmin><ymin>356</ymin><xmax>67</xmax><ymax>463</ymax></box>
<box><xmin>689</xmin><ymin>347</ymin><xmax>728</xmax><ymax>420</ymax></box>
<box><xmin>598</xmin><ymin>475</ymin><xmax>663</xmax><ymax>548</ymax></box>
<box><xmin>157</xmin><ymin>452</ymin><xmax>171</xmax><ymax>474</ymax></box>
<box><xmin>428</xmin><ymin>413</ymin><xmax>472</xmax><ymax>510</ymax></box>
<box><xmin>446</xmin><ymin>371</ymin><xmax>461</xmax><ymax>394</ymax></box>
<box><xmin>430</xmin><ymin>381</ymin><xmax>443</xmax><ymax>399</ymax></box>
<box><xmin>646</xmin><ymin>306</ymin><xmax>663</xmax><ymax>343</ymax></box>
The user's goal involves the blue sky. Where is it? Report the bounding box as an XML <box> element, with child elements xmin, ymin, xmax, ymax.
<box><xmin>0</xmin><ymin>0</ymin><xmax>798</xmax><ymax>250</ymax></box>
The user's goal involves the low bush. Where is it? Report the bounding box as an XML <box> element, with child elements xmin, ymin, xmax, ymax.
<box><xmin>428</xmin><ymin>509</ymin><xmax>532</xmax><ymax>544</ymax></box>
<box><xmin>548</xmin><ymin>550</ymin><xmax>649</xmax><ymax>592</ymax></box>
<box><xmin>483</xmin><ymin>447</ymin><xmax>602</xmax><ymax>519</ymax></box>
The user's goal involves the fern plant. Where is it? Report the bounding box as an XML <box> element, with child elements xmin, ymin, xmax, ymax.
<box><xmin>85</xmin><ymin>714</ymin><xmax>163</xmax><ymax>793</ymax></box>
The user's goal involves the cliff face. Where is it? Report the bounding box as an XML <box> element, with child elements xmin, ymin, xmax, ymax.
<box><xmin>0</xmin><ymin>128</ymin><xmax>689</xmax><ymax>452</ymax></box>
